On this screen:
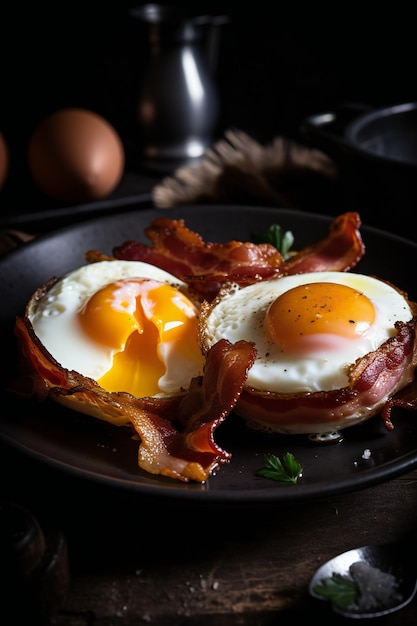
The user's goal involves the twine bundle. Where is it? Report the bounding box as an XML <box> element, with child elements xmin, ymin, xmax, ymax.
<box><xmin>153</xmin><ymin>129</ymin><xmax>338</xmax><ymax>211</ymax></box>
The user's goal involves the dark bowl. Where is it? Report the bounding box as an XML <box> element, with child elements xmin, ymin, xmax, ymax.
<box><xmin>300</xmin><ymin>102</ymin><xmax>417</xmax><ymax>240</ymax></box>
<box><xmin>346</xmin><ymin>102</ymin><xmax>417</xmax><ymax>167</ymax></box>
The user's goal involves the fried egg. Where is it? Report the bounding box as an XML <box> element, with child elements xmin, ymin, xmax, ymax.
<box><xmin>200</xmin><ymin>271</ymin><xmax>413</xmax><ymax>394</ymax></box>
<box><xmin>28</xmin><ymin>260</ymin><xmax>205</xmax><ymax>397</ymax></box>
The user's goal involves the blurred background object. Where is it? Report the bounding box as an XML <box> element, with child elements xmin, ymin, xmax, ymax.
<box><xmin>129</xmin><ymin>4</ymin><xmax>229</xmax><ymax>171</ymax></box>
<box><xmin>0</xmin><ymin>133</ymin><xmax>9</xmax><ymax>190</ymax></box>
<box><xmin>2</xmin><ymin>2</ymin><xmax>416</xmax><ymax>167</ymax></box>
<box><xmin>0</xmin><ymin>1</ymin><xmax>416</xmax><ymax>229</ymax></box>
<box><xmin>27</xmin><ymin>107</ymin><xmax>125</xmax><ymax>202</ymax></box>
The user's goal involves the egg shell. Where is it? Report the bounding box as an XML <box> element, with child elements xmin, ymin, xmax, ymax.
<box><xmin>0</xmin><ymin>132</ymin><xmax>9</xmax><ymax>190</ymax></box>
<box><xmin>27</xmin><ymin>108</ymin><xmax>125</xmax><ymax>202</ymax></box>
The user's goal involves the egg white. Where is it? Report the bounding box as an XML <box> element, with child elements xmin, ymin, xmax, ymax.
<box><xmin>28</xmin><ymin>260</ymin><xmax>203</xmax><ymax>394</ymax></box>
<box><xmin>201</xmin><ymin>271</ymin><xmax>413</xmax><ymax>394</ymax></box>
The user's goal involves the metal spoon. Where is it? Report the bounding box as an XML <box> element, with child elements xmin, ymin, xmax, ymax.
<box><xmin>309</xmin><ymin>540</ymin><xmax>417</xmax><ymax>618</ymax></box>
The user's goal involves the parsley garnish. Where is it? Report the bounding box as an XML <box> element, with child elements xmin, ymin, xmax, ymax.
<box><xmin>313</xmin><ymin>573</ymin><xmax>359</xmax><ymax>610</ymax></box>
<box><xmin>256</xmin><ymin>452</ymin><xmax>302</xmax><ymax>484</ymax></box>
<box><xmin>250</xmin><ymin>224</ymin><xmax>294</xmax><ymax>259</ymax></box>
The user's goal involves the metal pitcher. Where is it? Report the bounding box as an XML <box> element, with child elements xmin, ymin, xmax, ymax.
<box><xmin>130</xmin><ymin>4</ymin><xmax>228</xmax><ymax>170</ymax></box>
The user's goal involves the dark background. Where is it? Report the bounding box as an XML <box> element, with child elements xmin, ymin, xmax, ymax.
<box><xmin>1</xmin><ymin>2</ymin><xmax>416</xmax><ymax>195</ymax></box>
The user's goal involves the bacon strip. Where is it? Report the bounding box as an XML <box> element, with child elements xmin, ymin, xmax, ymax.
<box><xmin>282</xmin><ymin>211</ymin><xmax>365</xmax><ymax>275</ymax></box>
<box><xmin>113</xmin><ymin>217</ymin><xmax>283</xmax><ymax>298</ymax></box>
<box><xmin>12</xmin><ymin>317</ymin><xmax>256</xmax><ymax>482</ymax></box>
<box><xmin>112</xmin><ymin>213</ymin><xmax>365</xmax><ymax>299</ymax></box>
<box><xmin>131</xmin><ymin>339</ymin><xmax>256</xmax><ymax>481</ymax></box>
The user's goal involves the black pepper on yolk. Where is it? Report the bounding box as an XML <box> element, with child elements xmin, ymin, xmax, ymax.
<box><xmin>264</xmin><ymin>282</ymin><xmax>376</xmax><ymax>352</ymax></box>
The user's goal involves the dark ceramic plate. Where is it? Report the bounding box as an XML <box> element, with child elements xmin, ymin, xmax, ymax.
<box><xmin>1</xmin><ymin>205</ymin><xmax>417</xmax><ymax>504</ymax></box>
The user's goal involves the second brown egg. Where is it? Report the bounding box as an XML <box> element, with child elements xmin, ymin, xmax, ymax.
<box><xmin>0</xmin><ymin>132</ymin><xmax>9</xmax><ymax>191</ymax></box>
<box><xmin>27</xmin><ymin>108</ymin><xmax>125</xmax><ymax>203</ymax></box>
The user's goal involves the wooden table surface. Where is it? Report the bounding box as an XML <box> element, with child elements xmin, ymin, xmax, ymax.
<box><xmin>1</xmin><ymin>439</ymin><xmax>417</xmax><ymax>626</ymax></box>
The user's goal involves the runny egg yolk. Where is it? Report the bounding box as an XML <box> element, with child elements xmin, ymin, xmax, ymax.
<box><xmin>78</xmin><ymin>278</ymin><xmax>202</xmax><ymax>397</ymax></box>
<box><xmin>264</xmin><ymin>281</ymin><xmax>376</xmax><ymax>352</ymax></box>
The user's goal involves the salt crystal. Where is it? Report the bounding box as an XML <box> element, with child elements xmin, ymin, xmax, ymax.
<box><xmin>349</xmin><ymin>561</ymin><xmax>403</xmax><ymax>611</ymax></box>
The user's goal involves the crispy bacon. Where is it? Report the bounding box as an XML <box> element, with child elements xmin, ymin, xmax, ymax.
<box><xmin>131</xmin><ymin>339</ymin><xmax>256</xmax><ymax>481</ymax></box>
<box><xmin>112</xmin><ymin>212</ymin><xmax>365</xmax><ymax>299</ymax></box>
<box><xmin>282</xmin><ymin>211</ymin><xmax>365</xmax><ymax>275</ymax></box>
<box><xmin>113</xmin><ymin>217</ymin><xmax>283</xmax><ymax>299</ymax></box>
<box><xmin>12</xmin><ymin>317</ymin><xmax>256</xmax><ymax>482</ymax></box>
<box><xmin>236</xmin><ymin>317</ymin><xmax>417</xmax><ymax>434</ymax></box>
<box><xmin>383</xmin><ymin>376</ymin><xmax>417</xmax><ymax>424</ymax></box>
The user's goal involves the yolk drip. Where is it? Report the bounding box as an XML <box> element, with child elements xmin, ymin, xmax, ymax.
<box><xmin>264</xmin><ymin>282</ymin><xmax>375</xmax><ymax>351</ymax></box>
<box><xmin>78</xmin><ymin>278</ymin><xmax>201</xmax><ymax>396</ymax></box>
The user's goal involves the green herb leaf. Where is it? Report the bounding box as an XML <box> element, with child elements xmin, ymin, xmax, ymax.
<box><xmin>313</xmin><ymin>573</ymin><xmax>359</xmax><ymax>610</ymax></box>
<box><xmin>250</xmin><ymin>224</ymin><xmax>294</xmax><ymax>259</ymax></box>
<box><xmin>256</xmin><ymin>452</ymin><xmax>302</xmax><ymax>484</ymax></box>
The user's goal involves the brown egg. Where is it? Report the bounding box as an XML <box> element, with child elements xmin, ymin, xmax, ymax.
<box><xmin>27</xmin><ymin>108</ymin><xmax>125</xmax><ymax>203</ymax></box>
<box><xmin>0</xmin><ymin>132</ymin><xmax>9</xmax><ymax>190</ymax></box>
